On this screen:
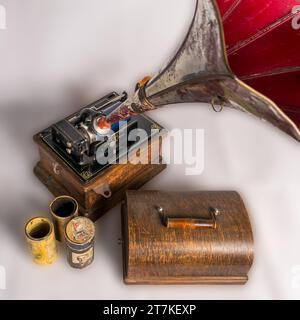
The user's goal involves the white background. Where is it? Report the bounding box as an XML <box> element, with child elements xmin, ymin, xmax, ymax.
<box><xmin>0</xmin><ymin>0</ymin><xmax>300</xmax><ymax>300</ymax></box>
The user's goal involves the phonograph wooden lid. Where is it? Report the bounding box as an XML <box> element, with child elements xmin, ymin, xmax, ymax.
<box><xmin>121</xmin><ymin>190</ymin><xmax>254</xmax><ymax>285</ymax></box>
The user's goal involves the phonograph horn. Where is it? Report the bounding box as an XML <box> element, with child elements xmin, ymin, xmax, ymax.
<box><xmin>217</xmin><ymin>0</ymin><xmax>300</xmax><ymax>137</ymax></box>
<box><xmin>105</xmin><ymin>0</ymin><xmax>300</xmax><ymax>142</ymax></box>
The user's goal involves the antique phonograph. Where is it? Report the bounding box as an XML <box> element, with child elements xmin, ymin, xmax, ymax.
<box><xmin>34</xmin><ymin>0</ymin><xmax>300</xmax><ymax>220</ymax></box>
<box><xmin>30</xmin><ymin>0</ymin><xmax>300</xmax><ymax>282</ymax></box>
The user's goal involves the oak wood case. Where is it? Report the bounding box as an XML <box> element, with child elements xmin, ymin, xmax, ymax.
<box><xmin>34</xmin><ymin>134</ymin><xmax>166</xmax><ymax>221</ymax></box>
<box><xmin>122</xmin><ymin>190</ymin><xmax>254</xmax><ymax>285</ymax></box>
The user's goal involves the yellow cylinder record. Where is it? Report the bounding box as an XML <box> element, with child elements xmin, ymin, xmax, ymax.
<box><xmin>25</xmin><ymin>217</ymin><xmax>57</xmax><ymax>265</ymax></box>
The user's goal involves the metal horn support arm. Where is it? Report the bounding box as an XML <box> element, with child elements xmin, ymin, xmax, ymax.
<box><xmin>106</xmin><ymin>0</ymin><xmax>300</xmax><ymax>142</ymax></box>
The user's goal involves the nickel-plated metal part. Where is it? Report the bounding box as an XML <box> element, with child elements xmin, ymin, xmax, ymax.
<box><xmin>79</xmin><ymin>116</ymin><xmax>113</xmax><ymax>145</ymax></box>
<box><xmin>157</xmin><ymin>206</ymin><xmax>164</xmax><ymax>214</ymax></box>
<box><xmin>106</xmin><ymin>0</ymin><xmax>300</xmax><ymax>142</ymax></box>
<box><xmin>156</xmin><ymin>205</ymin><xmax>218</xmax><ymax>230</ymax></box>
<box><xmin>93</xmin><ymin>117</ymin><xmax>112</xmax><ymax>136</ymax></box>
<box><xmin>93</xmin><ymin>183</ymin><xmax>112</xmax><ymax>199</ymax></box>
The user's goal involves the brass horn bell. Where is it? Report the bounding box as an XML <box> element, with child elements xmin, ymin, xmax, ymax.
<box><xmin>106</xmin><ymin>0</ymin><xmax>300</xmax><ymax>142</ymax></box>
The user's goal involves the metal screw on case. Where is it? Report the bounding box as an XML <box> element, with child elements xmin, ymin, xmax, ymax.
<box><xmin>211</xmin><ymin>207</ymin><xmax>220</xmax><ymax>216</ymax></box>
<box><xmin>157</xmin><ymin>206</ymin><xmax>164</xmax><ymax>214</ymax></box>
<box><xmin>50</xmin><ymin>195</ymin><xmax>79</xmax><ymax>242</ymax></box>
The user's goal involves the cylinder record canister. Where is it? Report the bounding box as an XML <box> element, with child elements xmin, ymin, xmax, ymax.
<box><xmin>25</xmin><ymin>217</ymin><xmax>57</xmax><ymax>265</ymax></box>
<box><xmin>65</xmin><ymin>216</ymin><xmax>95</xmax><ymax>269</ymax></box>
<box><xmin>50</xmin><ymin>195</ymin><xmax>79</xmax><ymax>242</ymax></box>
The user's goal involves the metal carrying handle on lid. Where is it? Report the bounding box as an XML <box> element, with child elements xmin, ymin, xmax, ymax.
<box><xmin>157</xmin><ymin>207</ymin><xmax>219</xmax><ymax>230</ymax></box>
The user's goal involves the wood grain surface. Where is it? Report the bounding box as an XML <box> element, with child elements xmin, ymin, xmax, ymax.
<box><xmin>122</xmin><ymin>190</ymin><xmax>254</xmax><ymax>285</ymax></box>
<box><xmin>33</xmin><ymin>134</ymin><xmax>166</xmax><ymax>221</ymax></box>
